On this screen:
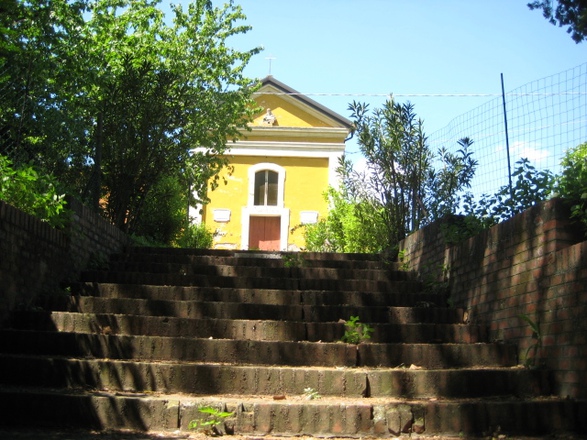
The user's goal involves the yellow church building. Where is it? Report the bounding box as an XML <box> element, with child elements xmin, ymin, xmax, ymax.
<box><xmin>198</xmin><ymin>76</ymin><xmax>352</xmax><ymax>251</ymax></box>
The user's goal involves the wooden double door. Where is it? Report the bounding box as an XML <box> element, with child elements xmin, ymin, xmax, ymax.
<box><xmin>248</xmin><ymin>216</ymin><xmax>281</xmax><ymax>251</ymax></box>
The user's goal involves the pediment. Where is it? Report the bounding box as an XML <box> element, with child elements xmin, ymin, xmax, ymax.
<box><xmin>251</xmin><ymin>76</ymin><xmax>353</xmax><ymax>130</ymax></box>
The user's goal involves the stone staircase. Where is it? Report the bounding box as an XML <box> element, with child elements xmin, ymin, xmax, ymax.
<box><xmin>0</xmin><ymin>248</ymin><xmax>583</xmax><ymax>437</ymax></box>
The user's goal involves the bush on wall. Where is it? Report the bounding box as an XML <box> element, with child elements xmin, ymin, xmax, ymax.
<box><xmin>0</xmin><ymin>155</ymin><xmax>69</xmax><ymax>228</ymax></box>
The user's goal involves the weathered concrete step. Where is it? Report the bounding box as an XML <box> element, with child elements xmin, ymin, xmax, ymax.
<box><xmin>79</xmin><ymin>271</ymin><xmax>411</xmax><ymax>290</ymax></box>
<box><xmin>103</xmin><ymin>262</ymin><xmax>406</xmax><ymax>282</ymax></box>
<box><xmin>44</xmin><ymin>297</ymin><xmax>464</xmax><ymax>324</ymax></box>
<box><xmin>10</xmin><ymin>311</ymin><xmax>488</xmax><ymax>343</ymax></box>
<box><xmin>0</xmin><ymin>388</ymin><xmax>584</xmax><ymax>436</ymax></box>
<box><xmin>70</xmin><ymin>282</ymin><xmax>439</xmax><ymax>307</ymax></box>
<box><xmin>121</xmin><ymin>247</ymin><xmax>392</xmax><ymax>263</ymax></box>
<box><xmin>0</xmin><ymin>330</ymin><xmax>518</xmax><ymax>368</ymax></box>
<box><xmin>111</xmin><ymin>252</ymin><xmax>397</xmax><ymax>270</ymax></box>
<box><xmin>0</xmin><ymin>355</ymin><xmax>551</xmax><ymax>398</ymax></box>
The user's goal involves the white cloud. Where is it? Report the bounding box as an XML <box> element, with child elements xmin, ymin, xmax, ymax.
<box><xmin>495</xmin><ymin>140</ymin><xmax>549</xmax><ymax>164</ymax></box>
<box><xmin>510</xmin><ymin>140</ymin><xmax>549</xmax><ymax>164</ymax></box>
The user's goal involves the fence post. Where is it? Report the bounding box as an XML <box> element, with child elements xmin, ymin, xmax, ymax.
<box><xmin>501</xmin><ymin>73</ymin><xmax>513</xmax><ymax>201</ymax></box>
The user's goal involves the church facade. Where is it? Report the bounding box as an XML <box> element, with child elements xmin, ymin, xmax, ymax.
<box><xmin>198</xmin><ymin>76</ymin><xmax>352</xmax><ymax>251</ymax></box>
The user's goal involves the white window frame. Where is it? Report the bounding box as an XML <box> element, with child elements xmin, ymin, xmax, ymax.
<box><xmin>242</xmin><ymin>162</ymin><xmax>289</xmax><ymax>250</ymax></box>
<box><xmin>247</xmin><ymin>162</ymin><xmax>285</xmax><ymax>209</ymax></box>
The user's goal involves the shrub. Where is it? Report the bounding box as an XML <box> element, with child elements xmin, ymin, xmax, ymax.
<box><xmin>132</xmin><ymin>175</ymin><xmax>187</xmax><ymax>244</ymax></box>
<box><xmin>464</xmin><ymin>157</ymin><xmax>555</xmax><ymax>228</ymax></box>
<box><xmin>303</xmin><ymin>187</ymin><xmax>388</xmax><ymax>253</ymax></box>
<box><xmin>174</xmin><ymin>222</ymin><xmax>214</xmax><ymax>249</ymax></box>
<box><xmin>556</xmin><ymin>142</ymin><xmax>587</xmax><ymax>234</ymax></box>
<box><xmin>0</xmin><ymin>154</ymin><xmax>69</xmax><ymax>227</ymax></box>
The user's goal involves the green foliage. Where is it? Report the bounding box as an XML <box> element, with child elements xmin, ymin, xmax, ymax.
<box><xmin>1</xmin><ymin>0</ymin><xmax>261</xmax><ymax>235</ymax></box>
<box><xmin>0</xmin><ymin>0</ymin><xmax>89</xmax><ymax>170</ymax></box>
<box><xmin>129</xmin><ymin>234</ymin><xmax>167</xmax><ymax>248</ymax></box>
<box><xmin>303</xmin><ymin>387</ymin><xmax>321</xmax><ymax>400</ymax></box>
<box><xmin>88</xmin><ymin>0</ymin><xmax>261</xmax><ymax>231</ymax></box>
<box><xmin>86</xmin><ymin>251</ymin><xmax>110</xmax><ymax>271</ymax></box>
<box><xmin>175</xmin><ymin>222</ymin><xmax>215</xmax><ymax>249</ymax></box>
<box><xmin>188</xmin><ymin>406</ymin><xmax>233</xmax><ymax>436</ymax></box>
<box><xmin>463</xmin><ymin>157</ymin><xmax>555</xmax><ymax>228</ymax></box>
<box><xmin>397</xmin><ymin>249</ymin><xmax>410</xmax><ymax>271</ymax></box>
<box><xmin>347</xmin><ymin>99</ymin><xmax>433</xmax><ymax>247</ymax></box>
<box><xmin>132</xmin><ymin>174</ymin><xmax>187</xmax><ymax>245</ymax></box>
<box><xmin>420</xmin><ymin>262</ymin><xmax>450</xmax><ymax>296</ymax></box>
<box><xmin>341</xmin><ymin>315</ymin><xmax>374</xmax><ymax>344</ymax></box>
<box><xmin>556</xmin><ymin>142</ymin><xmax>587</xmax><ymax>234</ymax></box>
<box><xmin>316</xmin><ymin>113</ymin><xmax>558</xmax><ymax>250</ymax></box>
<box><xmin>303</xmin><ymin>219</ymin><xmax>333</xmax><ymax>252</ymax></box>
<box><xmin>0</xmin><ymin>155</ymin><xmax>69</xmax><ymax>227</ymax></box>
<box><xmin>282</xmin><ymin>253</ymin><xmax>307</xmax><ymax>268</ymax></box>
<box><xmin>528</xmin><ymin>0</ymin><xmax>587</xmax><ymax>43</ymax></box>
<box><xmin>519</xmin><ymin>314</ymin><xmax>543</xmax><ymax>368</ymax></box>
<box><xmin>426</xmin><ymin>138</ymin><xmax>478</xmax><ymax>221</ymax></box>
<box><xmin>438</xmin><ymin>214</ymin><xmax>486</xmax><ymax>245</ymax></box>
<box><xmin>304</xmin><ymin>186</ymin><xmax>388</xmax><ymax>253</ymax></box>
<box><xmin>311</xmin><ymin>99</ymin><xmax>477</xmax><ymax>253</ymax></box>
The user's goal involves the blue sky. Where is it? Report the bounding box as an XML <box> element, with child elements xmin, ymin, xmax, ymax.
<box><xmin>216</xmin><ymin>0</ymin><xmax>585</xmax><ymax>159</ymax></box>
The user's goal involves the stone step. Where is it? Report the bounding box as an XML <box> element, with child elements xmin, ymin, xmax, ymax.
<box><xmin>0</xmin><ymin>388</ymin><xmax>583</xmax><ymax>436</ymax></box>
<box><xmin>111</xmin><ymin>252</ymin><xmax>398</xmax><ymax>270</ymax></box>
<box><xmin>103</xmin><ymin>262</ymin><xmax>407</xmax><ymax>283</ymax></box>
<box><xmin>9</xmin><ymin>312</ymin><xmax>488</xmax><ymax>343</ymax></box>
<box><xmin>70</xmin><ymin>282</ymin><xmax>440</xmax><ymax>307</ymax></box>
<box><xmin>0</xmin><ymin>355</ymin><xmax>551</xmax><ymax>398</ymax></box>
<box><xmin>0</xmin><ymin>330</ymin><xmax>518</xmax><ymax>368</ymax></box>
<box><xmin>43</xmin><ymin>297</ymin><xmax>464</xmax><ymax>324</ymax></box>
<box><xmin>79</xmin><ymin>271</ymin><xmax>411</xmax><ymax>290</ymax></box>
<box><xmin>7</xmin><ymin>246</ymin><xmax>576</xmax><ymax>438</ymax></box>
<box><xmin>121</xmin><ymin>247</ymin><xmax>392</xmax><ymax>263</ymax></box>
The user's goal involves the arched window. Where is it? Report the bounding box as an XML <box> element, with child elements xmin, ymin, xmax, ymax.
<box><xmin>247</xmin><ymin>163</ymin><xmax>285</xmax><ymax>208</ymax></box>
<box><xmin>254</xmin><ymin>170</ymin><xmax>278</xmax><ymax>206</ymax></box>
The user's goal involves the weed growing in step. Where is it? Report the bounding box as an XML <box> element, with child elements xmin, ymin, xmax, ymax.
<box><xmin>519</xmin><ymin>314</ymin><xmax>542</xmax><ymax>368</ymax></box>
<box><xmin>303</xmin><ymin>387</ymin><xmax>321</xmax><ymax>400</ymax></box>
<box><xmin>87</xmin><ymin>251</ymin><xmax>110</xmax><ymax>271</ymax></box>
<box><xmin>341</xmin><ymin>315</ymin><xmax>374</xmax><ymax>344</ymax></box>
<box><xmin>397</xmin><ymin>249</ymin><xmax>410</xmax><ymax>271</ymax></box>
<box><xmin>282</xmin><ymin>253</ymin><xmax>307</xmax><ymax>268</ymax></box>
<box><xmin>188</xmin><ymin>406</ymin><xmax>233</xmax><ymax>436</ymax></box>
<box><xmin>420</xmin><ymin>262</ymin><xmax>451</xmax><ymax>296</ymax></box>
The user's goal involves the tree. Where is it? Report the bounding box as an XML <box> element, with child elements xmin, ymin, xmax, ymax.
<box><xmin>131</xmin><ymin>174</ymin><xmax>187</xmax><ymax>245</ymax></box>
<box><xmin>346</xmin><ymin>99</ymin><xmax>432</xmax><ymax>248</ymax></box>
<box><xmin>69</xmin><ymin>0</ymin><xmax>261</xmax><ymax>232</ymax></box>
<box><xmin>528</xmin><ymin>0</ymin><xmax>587</xmax><ymax>43</ymax></box>
<box><xmin>0</xmin><ymin>0</ymin><xmax>21</xmax><ymax>60</ymax></box>
<box><xmin>0</xmin><ymin>0</ymin><xmax>89</xmax><ymax>170</ymax></box>
<box><xmin>1</xmin><ymin>0</ymin><xmax>261</xmax><ymax>237</ymax></box>
<box><xmin>305</xmin><ymin>99</ymin><xmax>477</xmax><ymax>254</ymax></box>
<box><xmin>425</xmin><ymin>137</ymin><xmax>477</xmax><ymax>220</ymax></box>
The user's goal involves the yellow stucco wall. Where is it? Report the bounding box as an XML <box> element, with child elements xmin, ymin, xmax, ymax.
<box><xmin>204</xmin><ymin>156</ymin><xmax>329</xmax><ymax>250</ymax></box>
<box><xmin>253</xmin><ymin>94</ymin><xmax>330</xmax><ymax>128</ymax></box>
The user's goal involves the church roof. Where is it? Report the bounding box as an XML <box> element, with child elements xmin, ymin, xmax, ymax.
<box><xmin>259</xmin><ymin>76</ymin><xmax>353</xmax><ymax>130</ymax></box>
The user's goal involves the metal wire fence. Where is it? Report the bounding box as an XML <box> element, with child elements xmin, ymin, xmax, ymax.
<box><xmin>428</xmin><ymin>63</ymin><xmax>587</xmax><ymax>199</ymax></box>
<box><xmin>0</xmin><ymin>63</ymin><xmax>24</xmax><ymax>162</ymax></box>
<box><xmin>0</xmin><ymin>64</ymin><xmax>12</xmax><ymax>158</ymax></box>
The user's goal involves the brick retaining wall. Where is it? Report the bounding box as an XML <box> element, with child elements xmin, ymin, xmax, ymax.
<box><xmin>399</xmin><ymin>198</ymin><xmax>587</xmax><ymax>398</ymax></box>
<box><xmin>0</xmin><ymin>197</ymin><xmax>130</xmax><ymax>324</ymax></box>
